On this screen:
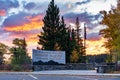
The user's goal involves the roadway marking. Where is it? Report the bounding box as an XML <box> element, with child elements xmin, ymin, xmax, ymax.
<box><xmin>28</xmin><ymin>74</ymin><xmax>38</xmax><ymax>80</ymax></box>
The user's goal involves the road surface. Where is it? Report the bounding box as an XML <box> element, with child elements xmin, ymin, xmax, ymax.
<box><xmin>0</xmin><ymin>74</ymin><xmax>120</xmax><ymax>80</ymax></box>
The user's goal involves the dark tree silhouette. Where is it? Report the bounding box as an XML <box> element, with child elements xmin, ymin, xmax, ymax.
<box><xmin>38</xmin><ymin>0</ymin><xmax>61</xmax><ymax>50</ymax></box>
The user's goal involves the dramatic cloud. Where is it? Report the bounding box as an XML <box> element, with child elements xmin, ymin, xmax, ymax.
<box><xmin>74</xmin><ymin>0</ymin><xmax>117</xmax><ymax>15</ymax></box>
<box><xmin>23</xmin><ymin>2</ymin><xmax>36</xmax><ymax>10</ymax></box>
<box><xmin>87</xmin><ymin>33</ymin><xmax>101</xmax><ymax>41</ymax></box>
<box><xmin>2</xmin><ymin>12</ymin><xmax>30</xmax><ymax>27</ymax></box>
<box><xmin>0</xmin><ymin>0</ymin><xmax>19</xmax><ymax>12</ymax></box>
<box><xmin>22</xmin><ymin>1</ymin><xmax>49</xmax><ymax>14</ymax></box>
<box><xmin>64</xmin><ymin>12</ymin><xmax>89</xmax><ymax>23</ymax></box>
<box><xmin>0</xmin><ymin>0</ymin><xmax>20</xmax><ymax>28</ymax></box>
<box><xmin>3</xmin><ymin>13</ymin><xmax>43</xmax><ymax>32</ymax></box>
<box><xmin>76</xmin><ymin>0</ymin><xmax>90</xmax><ymax>5</ymax></box>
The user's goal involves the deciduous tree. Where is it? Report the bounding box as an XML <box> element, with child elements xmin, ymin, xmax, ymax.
<box><xmin>0</xmin><ymin>43</ymin><xmax>8</xmax><ymax>64</ymax></box>
<box><xmin>100</xmin><ymin>0</ymin><xmax>120</xmax><ymax>60</ymax></box>
<box><xmin>10</xmin><ymin>38</ymin><xmax>31</xmax><ymax>70</ymax></box>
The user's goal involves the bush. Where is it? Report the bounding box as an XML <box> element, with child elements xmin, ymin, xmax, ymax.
<box><xmin>12</xmin><ymin>65</ymin><xmax>22</xmax><ymax>71</ymax></box>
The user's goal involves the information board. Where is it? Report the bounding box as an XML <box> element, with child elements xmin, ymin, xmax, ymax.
<box><xmin>32</xmin><ymin>49</ymin><xmax>66</xmax><ymax>65</ymax></box>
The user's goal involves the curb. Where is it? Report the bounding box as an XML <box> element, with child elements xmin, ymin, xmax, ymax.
<box><xmin>0</xmin><ymin>70</ymin><xmax>120</xmax><ymax>77</ymax></box>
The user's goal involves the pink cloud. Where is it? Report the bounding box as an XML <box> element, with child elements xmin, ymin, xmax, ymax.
<box><xmin>0</xmin><ymin>9</ymin><xmax>6</xmax><ymax>16</ymax></box>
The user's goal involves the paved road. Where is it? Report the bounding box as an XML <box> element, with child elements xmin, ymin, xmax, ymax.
<box><xmin>0</xmin><ymin>74</ymin><xmax>120</xmax><ymax>80</ymax></box>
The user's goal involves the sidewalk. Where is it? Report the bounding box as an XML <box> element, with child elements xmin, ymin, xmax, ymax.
<box><xmin>0</xmin><ymin>70</ymin><xmax>120</xmax><ymax>76</ymax></box>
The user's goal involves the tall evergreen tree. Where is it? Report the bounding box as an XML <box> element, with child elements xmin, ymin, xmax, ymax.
<box><xmin>75</xmin><ymin>17</ymin><xmax>85</xmax><ymax>62</ymax></box>
<box><xmin>58</xmin><ymin>16</ymin><xmax>68</xmax><ymax>50</ymax></box>
<box><xmin>67</xmin><ymin>27</ymin><xmax>77</xmax><ymax>62</ymax></box>
<box><xmin>38</xmin><ymin>0</ymin><xmax>61</xmax><ymax>50</ymax></box>
<box><xmin>76</xmin><ymin>17</ymin><xmax>80</xmax><ymax>44</ymax></box>
<box><xmin>58</xmin><ymin>17</ymin><xmax>72</xmax><ymax>62</ymax></box>
<box><xmin>70</xmin><ymin>17</ymin><xmax>85</xmax><ymax>63</ymax></box>
<box><xmin>75</xmin><ymin>17</ymin><xmax>84</xmax><ymax>53</ymax></box>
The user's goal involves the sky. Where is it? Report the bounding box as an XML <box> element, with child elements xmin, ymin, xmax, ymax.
<box><xmin>0</xmin><ymin>0</ymin><xmax>118</xmax><ymax>56</ymax></box>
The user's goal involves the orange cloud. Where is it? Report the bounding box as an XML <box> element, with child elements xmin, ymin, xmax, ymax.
<box><xmin>0</xmin><ymin>9</ymin><xmax>6</xmax><ymax>16</ymax></box>
<box><xmin>25</xmin><ymin>15</ymin><xmax>42</xmax><ymax>22</ymax></box>
<box><xmin>4</xmin><ymin>21</ymin><xmax>43</xmax><ymax>32</ymax></box>
<box><xmin>86</xmin><ymin>37</ymin><xmax>108</xmax><ymax>55</ymax></box>
<box><xmin>4</xmin><ymin>15</ymin><xmax>43</xmax><ymax>32</ymax></box>
<box><xmin>26</xmin><ymin>34</ymin><xmax>39</xmax><ymax>45</ymax></box>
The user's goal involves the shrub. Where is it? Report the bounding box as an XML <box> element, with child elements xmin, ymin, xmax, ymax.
<box><xmin>12</xmin><ymin>65</ymin><xmax>22</xmax><ymax>71</ymax></box>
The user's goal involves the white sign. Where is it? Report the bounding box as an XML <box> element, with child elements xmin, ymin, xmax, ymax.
<box><xmin>32</xmin><ymin>49</ymin><xmax>66</xmax><ymax>65</ymax></box>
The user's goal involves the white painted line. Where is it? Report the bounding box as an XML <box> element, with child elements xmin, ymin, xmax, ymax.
<box><xmin>29</xmin><ymin>74</ymin><xmax>38</xmax><ymax>79</ymax></box>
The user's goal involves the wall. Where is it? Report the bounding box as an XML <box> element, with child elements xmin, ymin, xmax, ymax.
<box><xmin>33</xmin><ymin>63</ymin><xmax>94</xmax><ymax>71</ymax></box>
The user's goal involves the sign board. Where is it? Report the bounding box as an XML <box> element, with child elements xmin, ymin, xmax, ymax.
<box><xmin>32</xmin><ymin>49</ymin><xmax>66</xmax><ymax>65</ymax></box>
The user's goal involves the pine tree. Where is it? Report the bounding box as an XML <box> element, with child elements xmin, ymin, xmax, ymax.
<box><xmin>76</xmin><ymin>17</ymin><xmax>80</xmax><ymax>44</ymax></box>
<box><xmin>38</xmin><ymin>0</ymin><xmax>61</xmax><ymax>50</ymax></box>
<box><xmin>67</xmin><ymin>28</ymin><xmax>77</xmax><ymax>62</ymax></box>
<box><xmin>70</xmin><ymin>17</ymin><xmax>85</xmax><ymax>63</ymax></box>
<box><xmin>58</xmin><ymin>16</ymin><xmax>68</xmax><ymax>50</ymax></box>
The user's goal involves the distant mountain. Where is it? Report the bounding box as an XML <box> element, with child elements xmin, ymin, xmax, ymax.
<box><xmin>33</xmin><ymin>60</ymin><xmax>64</xmax><ymax>65</ymax></box>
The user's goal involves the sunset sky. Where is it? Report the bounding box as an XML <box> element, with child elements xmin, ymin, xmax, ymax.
<box><xmin>0</xmin><ymin>0</ymin><xmax>117</xmax><ymax>55</ymax></box>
